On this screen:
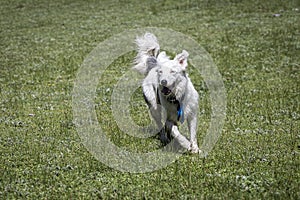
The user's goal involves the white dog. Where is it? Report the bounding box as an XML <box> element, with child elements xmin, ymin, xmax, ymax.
<box><xmin>133</xmin><ymin>33</ymin><xmax>200</xmax><ymax>153</ymax></box>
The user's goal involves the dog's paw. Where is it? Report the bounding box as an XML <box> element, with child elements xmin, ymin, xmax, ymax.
<box><xmin>190</xmin><ymin>147</ymin><xmax>200</xmax><ymax>154</ymax></box>
<box><xmin>189</xmin><ymin>142</ymin><xmax>200</xmax><ymax>154</ymax></box>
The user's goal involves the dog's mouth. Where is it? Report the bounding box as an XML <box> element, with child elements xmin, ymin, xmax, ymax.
<box><xmin>161</xmin><ymin>86</ymin><xmax>172</xmax><ymax>96</ymax></box>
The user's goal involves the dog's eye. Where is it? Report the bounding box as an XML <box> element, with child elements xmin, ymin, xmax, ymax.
<box><xmin>170</xmin><ymin>70</ymin><xmax>176</xmax><ymax>74</ymax></box>
<box><xmin>158</xmin><ymin>70</ymin><xmax>163</xmax><ymax>74</ymax></box>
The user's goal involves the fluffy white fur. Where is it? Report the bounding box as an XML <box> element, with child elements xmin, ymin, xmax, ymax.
<box><xmin>133</xmin><ymin>33</ymin><xmax>160</xmax><ymax>75</ymax></box>
<box><xmin>133</xmin><ymin>33</ymin><xmax>200</xmax><ymax>154</ymax></box>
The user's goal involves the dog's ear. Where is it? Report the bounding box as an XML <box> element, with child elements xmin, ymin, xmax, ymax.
<box><xmin>174</xmin><ymin>50</ymin><xmax>189</xmax><ymax>70</ymax></box>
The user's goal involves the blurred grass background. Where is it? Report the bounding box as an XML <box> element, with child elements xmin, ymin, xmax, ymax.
<box><xmin>0</xmin><ymin>0</ymin><xmax>299</xmax><ymax>199</ymax></box>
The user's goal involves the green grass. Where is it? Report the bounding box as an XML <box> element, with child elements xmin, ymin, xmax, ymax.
<box><xmin>1</xmin><ymin>0</ymin><xmax>299</xmax><ymax>199</ymax></box>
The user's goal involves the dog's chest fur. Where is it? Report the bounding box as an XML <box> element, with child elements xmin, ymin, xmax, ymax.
<box><xmin>159</xmin><ymin>93</ymin><xmax>183</xmax><ymax>124</ymax></box>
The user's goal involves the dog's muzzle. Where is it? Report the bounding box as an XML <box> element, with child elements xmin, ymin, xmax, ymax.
<box><xmin>160</xmin><ymin>80</ymin><xmax>174</xmax><ymax>96</ymax></box>
<box><xmin>161</xmin><ymin>86</ymin><xmax>171</xmax><ymax>96</ymax></box>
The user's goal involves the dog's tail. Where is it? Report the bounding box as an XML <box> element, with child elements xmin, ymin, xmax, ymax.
<box><xmin>133</xmin><ymin>33</ymin><xmax>160</xmax><ymax>76</ymax></box>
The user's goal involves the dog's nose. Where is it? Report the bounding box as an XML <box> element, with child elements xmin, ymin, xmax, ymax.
<box><xmin>161</xmin><ymin>79</ymin><xmax>167</xmax><ymax>86</ymax></box>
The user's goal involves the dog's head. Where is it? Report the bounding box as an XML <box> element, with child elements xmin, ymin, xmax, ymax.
<box><xmin>153</xmin><ymin>50</ymin><xmax>189</xmax><ymax>96</ymax></box>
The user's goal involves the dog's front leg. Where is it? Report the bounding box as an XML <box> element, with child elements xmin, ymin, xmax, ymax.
<box><xmin>171</xmin><ymin>125</ymin><xmax>191</xmax><ymax>150</ymax></box>
<box><xmin>142</xmin><ymin>67</ymin><xmax>158</xmax><ymax>110</ymax></box>
<box><xmin>149</xmin><ymin>105</ymin><xmax>163</xmax><ymax>131</ymax></box>
<box><xmin>187</xmin><ymin>115</ymin><xmax>199</xmax><ymax>153</ymax></box>
<box><xmin>143</xmin><ymin>84</ymin><xmax>157</xmax><ymax>110</ymax></box>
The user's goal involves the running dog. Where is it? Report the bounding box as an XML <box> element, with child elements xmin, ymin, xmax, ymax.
<box><xmin>133</xmin><ymin>33</ymin><xmax>200</xmax><ymax>153</ymax></box>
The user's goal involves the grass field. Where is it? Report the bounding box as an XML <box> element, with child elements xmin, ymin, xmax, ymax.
<box><xmin>1</xmin><ymin>0</ymin><xmax>299</xmax><ymax>199</ymax></box>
